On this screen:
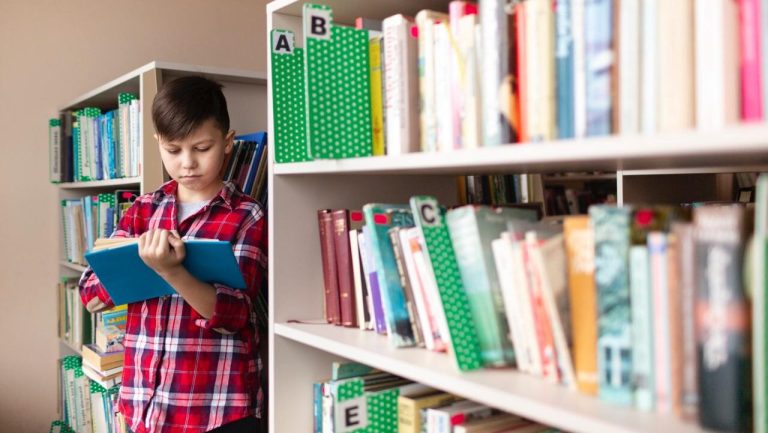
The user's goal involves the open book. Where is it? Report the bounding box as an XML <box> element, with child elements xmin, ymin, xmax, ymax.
<box><xmin>84</xmin><ymin>237</ymin><xmax>246</xmax><ymax>306</ymax></box>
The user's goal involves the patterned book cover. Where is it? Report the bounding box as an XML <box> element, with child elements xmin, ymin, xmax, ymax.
<box><xmin>590</xmin><ymin>205</ymin><xmax>632</xmax><ymax>405</ymax></box>
<box><xmin>303</xmin><ymin>4</ymin><xmax>373</xmax><ymax>159</ymax></box>
<box><xmin>446</xmin><ymin>205</ymin><xmax>536</xmax><ymax>367</ymax></box>
<box><xmin>694</xmin><ymin>206</ymin><xmax>752</xmax><ymax>431</ymax></box>
<box><xmin>271</xmin><ymin>29</ymin><xmax>310</xmax><ymax>163</ymax></box>
<box><xmin>584</xmin><ymin>0</ymin><xmax>614</xmax><ymax>136</ymax></box>
<box><xmin>410</xmin><ymin>196</ymin><xmax>483</xmax><ymax>371</ymax></box>
<box><xmin>333</xmin><ymin>377</ymin><xmax>401</xmax><ymax>433</ymax></box>
<box><xmin>362</xmin><ymin>204</ymin><xmax>416</xmax><ymax>347</ymax></box>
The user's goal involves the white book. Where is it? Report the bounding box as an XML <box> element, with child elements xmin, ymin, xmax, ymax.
<box><xmin>415</xmin><ymin>11</ymin><xmax>448</xmax><ymax>152</ymax></box>
<box><xmin>572</xmin><ymin>0</ymin><xmax>587</xmax><ymax>138</ymax></box>
<box><xmin>433</xmin><ymin>22</ymin><xmax>454</xmax><ymax>152</ymax></box>
<box><xmin>641</xmin><ymin>0</ymin><xmax>658</xmax><ymax>134</ymax></box>
<box><xmin>90</xmin><ymin>389</ymin><xmax>109</xmax><ymax>433</ymax></box>
<box><xmin>526</xmin><ymin>0</ymin><xmax>556</xmax><ymax>142</ymax></box>
<box><xmin>356</xmin><ymin>230</ymin><xmax>378</xmax><ymax>332</ymax></box>
<box><xmin>648</xmin><ymin>232</ymin><xmax>672</xmax><ymax>413</ymax></box>
<box><xmin>130</xmin><ymin>100</ymin><xmax>140</xmax><ymax>177</ymax></box>
<box><xmin>618</xmin><ymin>0</ymin><xmax>640</xmax><ymax>134</ymax></box>
<box><xmin>49</xmin><ymin>120</ymin><xmax>62</xmax><ymax>182</ymax></box>
<box><xmin>694</xmin><ymin>0</ymin><xmax>740</xmax><ymax>130</ymax></box>
<box><xmin>399</xmin><ymin>228</ymin><xmax>436</xmax><ymax>350</ymax></box>
<box><xmin>480</xmin><ymin>0</ymin><xmax>510</xmax><ymax>146</ymax></box>
<box><xmin>383</xmin><ymin>14</ymin><xmax>420</xmax><ymax>156</ymax></box>
<box><xmin>492</xmin><ymin>237</ymin><xmax>531</xmax><ymax>373</ymax></box>
<box><xmin>348</xmin><ymin>229</ymin><xmax>368</xmax><ymax>330</ymax></box>
<box><xmin>459</xmin><ymin>14</ymin><xmax>481</xmax><ymax>149</ymax></box>
<box><xmin>658</xmin><ymin>0</ymin><xmax>695</xmax><ymax>131</ymax></box>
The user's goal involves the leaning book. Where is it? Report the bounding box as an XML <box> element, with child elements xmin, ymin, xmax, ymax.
<box><xmin>84</xmin><ymin>237</ymin><xmax>246</xmax><ymax>305</ymax></box>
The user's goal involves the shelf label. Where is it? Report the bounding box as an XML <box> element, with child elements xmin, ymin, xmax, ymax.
<box><xmin>334</xmin><ymin>396</ymin><xmax>368</xmax><ymax>432</ymax></box>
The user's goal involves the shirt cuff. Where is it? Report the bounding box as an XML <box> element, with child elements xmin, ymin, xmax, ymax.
<box><xmin>194</xmin><ymin>284</ymin><xmax>250</xmax><ymax>334</ymax></box>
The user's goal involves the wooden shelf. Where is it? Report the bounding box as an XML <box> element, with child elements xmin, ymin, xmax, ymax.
<box><xmin>268</xmin><ymin>0</ymin><xmax>455</xmax><ymax>24</ymax></box>
<box><xmin>273</xmin><ymin>125</ymin><xmax>768</xmax><ymax>176</ymax></box>
<box><xmin>275</xmin><ymin>322</ymin><xmax>707</xmax><ymax>433</ymax></box>
<box><xmin>57</xmin><ymin>177</ymin><xmax>141</xmax><ymax>190</ymax></box>
<box><xmin>543</xmin><ymin>174</ymin><xmax>617</xmax><ymax>182</ymax></box>
<box><xmin>60</xmin><ymin>261</ymin><xmax>86</xmax><ymax>273</ymax></box>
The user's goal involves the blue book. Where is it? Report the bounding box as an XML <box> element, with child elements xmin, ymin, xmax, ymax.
<box><xmin>556</xmin><ymin>0</ymin><xmax>575</xmax><ymax>139</ymax></box>
<box><xmin>585</xmin><ymin>0</ymin><xmax>614</xmax><ymax>136</ymax></box>
<box><xmin>84</xmin><ymin>239</ymin><xmax>246</xmax><ymax>306</ymax></box>
<box><xmin>238</xmin><ymin>132</ymin><xmax>268</xmax><ymax>194</ymax></box>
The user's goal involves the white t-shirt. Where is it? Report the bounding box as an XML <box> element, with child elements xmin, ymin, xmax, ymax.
<box><xmin>177</xmin><ymin>201</ymin><xmax>207</xmax><ymax>224</ymax></box>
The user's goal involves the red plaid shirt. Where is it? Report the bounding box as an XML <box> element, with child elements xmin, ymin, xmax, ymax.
<box><xmin>79</xmin><ymin>180</ymin><xmax>267</xmax><ymax>433</ymax></box>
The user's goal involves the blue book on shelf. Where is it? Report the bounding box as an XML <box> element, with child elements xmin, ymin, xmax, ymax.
<box><xmin>237</xmin><ymin>132</ymin><xmax>268</xmax><ymax>194</ymax></box>
<box><xmin>84</xmin><ymin>239</ymin><xmax>246</xmax><ymax>306</ymax></box>
<box><xmin>585</xmin><ymin>0</ymin><xmax>613</xmax><ymax>136</ymax></box>
<box><xmin>556</xmin><ymin>0</ymin><xmax>575</xmax><ymax>139</ymax></box>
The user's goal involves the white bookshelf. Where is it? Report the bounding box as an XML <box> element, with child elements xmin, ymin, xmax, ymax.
<box><xmin>53</xmin><ymin>61</ymin><xmax>268</xmax><ymax>418</ymax></box>
<box><xmin>266</xmin><ymin>1</ymin><xmax>765</xmax><ymax>432</ymax></box>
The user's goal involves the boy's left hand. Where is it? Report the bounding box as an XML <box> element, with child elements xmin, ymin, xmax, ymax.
<box><xmin>138</xmin><ymin>229</ymin><xmax>186</xmax><ymax>278</ymax></box>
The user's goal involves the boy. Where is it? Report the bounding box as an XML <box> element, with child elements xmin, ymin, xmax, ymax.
<box><xmin>79</xmin><ymin>76</ymin><xmax>267</xmax><ymax>433</ymax></box>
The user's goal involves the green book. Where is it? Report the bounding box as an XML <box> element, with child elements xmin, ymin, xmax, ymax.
<box><xmin>445</xmin><ymin>205</ymin><xmax>537</xmax><ymax>367</ymax></box>
<box><xmin>271</xmin><ymin>29</ymin><xmax>311</xmax><ymax>163</ymax></box>
<box><xmin>333</xmin><ymin>376</ymin><xmax>427</xmax><ymax>433</ymax></box>
<box><xmin>303</xmin><ymin>4</ymin><xmax>372</xmax><ymax>159</ymax></box>
<box><xmin>410</xmin><ymin>196</ymin><xmax>483</xmax><ymax>371</ymax></box>
<box><xmin>755</xmin><ymin>174</ymin><xmax>768</xmax><ymax>433</ymax></box>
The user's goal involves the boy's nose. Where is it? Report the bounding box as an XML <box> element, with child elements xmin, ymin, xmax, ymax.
<box><xmin>181</xmin><ymin>153</ymin><xmax>197</xmax><ymax>169</ymax></box>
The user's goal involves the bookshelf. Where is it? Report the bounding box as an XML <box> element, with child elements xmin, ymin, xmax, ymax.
<box><xmin>53</xmin><ymin>61</ymin><xmax>268</xmax><ymax>419</ymax></box>
<box><xmin>267</xmin><ymin>1</ymin><xmax>766</xmax><ymax>433</ymax></box>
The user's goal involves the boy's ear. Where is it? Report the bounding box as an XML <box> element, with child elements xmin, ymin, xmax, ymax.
<box><xmin>224</xmin><ymin>130</ymin><xmax>235</xmax><ymax>154</ymax></box>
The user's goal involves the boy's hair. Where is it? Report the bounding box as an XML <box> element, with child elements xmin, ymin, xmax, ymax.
<box><xmin>152</xmin><ymin>76</ymin><xmax>230</xmax><ymax>141</ymax></box>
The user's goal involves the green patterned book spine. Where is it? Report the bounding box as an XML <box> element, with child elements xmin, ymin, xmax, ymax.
<box><xmin>410</xmin><ymin>196</ymin><xmax>483</xmax><ymax>371</ymax></box>
<box><xmin>590</xmin><ymin>205</ymin><xmax>633</xmax><ymax>405</ymax></box>
<box><xmin>271</xmin><ymin>29</ymin><xmax>310</xmax><ymax>163</ymax></box>
<box><xmin>334</xmin><ymin>377</ymin><xmax>400</xmax><ymax>433</ymax></box>
<box><xmin>303</xmin><ymin>4</ymin><xmax>373</xmax><ymax>159</ymax></box>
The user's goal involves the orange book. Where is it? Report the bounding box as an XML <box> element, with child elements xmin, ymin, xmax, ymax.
<box><xmin>563</xmin><ymin>216</ymin><xmax>599</xmax><ymax>395</ymax></box>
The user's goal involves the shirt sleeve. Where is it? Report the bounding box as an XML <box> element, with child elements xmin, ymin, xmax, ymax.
<box><xmin>78</xmin><ymin>202</ymin><xmax>139</xmax><ymax>313</ymax></box>
<box><xmin>195</xmin><ymin>211</ymin><xmax>267</xmax><ymax>334</ymax></box>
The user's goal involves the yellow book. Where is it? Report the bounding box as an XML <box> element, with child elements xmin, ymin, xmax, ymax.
<box><xmin>563</xmin><ymin>216</ymin><xmax>599</xmax><ymax>395</ymax></box>
<box><xmin>369</xmin><ymin>35</ymin><xmax>385</xmax><ymax>156</ymax></box>
<box><xmin>397</xmin><ymin>391</ymin><xmax>461</xmax><ymax>433</ymax></box>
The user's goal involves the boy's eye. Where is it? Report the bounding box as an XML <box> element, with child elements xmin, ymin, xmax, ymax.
<box><xmin>196</xmin><ymin>147</ymin><xmax>211</xmax><ymax>152</ymax></box>
<box><xmin>165</xmin><ymin>148</ymin><xmax>180</xmax><ymax>154</ymax></box>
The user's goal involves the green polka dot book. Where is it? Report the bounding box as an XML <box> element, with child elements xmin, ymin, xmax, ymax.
<box><xmin>303</xmin><ymin>4</ymin><xmax>373</xmax><ymax>159</ymax></box>
<box><xmin>332</xmin><ymin>377</ymin><xmax>401</xmax><ymax>433</ymax></box>
<box><xmin>271</xmin><ymin>29</ymin><xmax>311</xmax><ymax>163</ymax></box>
<box><xmin>410</xmin><ymin>196</ymin><xmax>483</xmax><ymax>371</ymax></box>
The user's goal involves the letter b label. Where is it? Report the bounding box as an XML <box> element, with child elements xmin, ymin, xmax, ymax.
<box><xmin>305</xmin><ymin>8</ymin><xmax>332</xmax><ymax>40</ymax></box>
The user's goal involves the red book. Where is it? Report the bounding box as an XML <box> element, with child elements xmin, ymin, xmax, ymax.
<box><xmin>739</xmin><ymin>0</ymin><xmax>764</xmax><ymax>120</ymax></box>
<box><xmin>317</xmin><ymin>209</ymin><xmax>341</xmax><ymax>325</ymax></box>
<box><xmin>332</xmin><ymin>209</ymin><xmax>357</xmax><ymax>327</ymax></box>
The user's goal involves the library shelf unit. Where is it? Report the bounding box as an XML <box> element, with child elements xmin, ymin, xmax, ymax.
<box><xmin>54</xmin><ymin>60</ymin><xmax>268</xmax><ymax>414</ymax></box>
<box><xmin>266</xmin><ymin>1</ymin><xmax>768</xmax><ymax>432</ymax></box>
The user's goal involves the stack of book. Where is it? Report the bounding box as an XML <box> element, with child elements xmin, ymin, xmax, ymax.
<box><xmin>59</xmin><ymin>355</ymin><xmax>127</xmax><ymax>433</ymax></box>
<box><xmin>315</xmin><ymin>173</ymin><xmax>768</xmax><ymax>431</ymax></box>
<box><xmin>271</xmin><ymin>1</ymin><xmax>767</xmax><ymax>162</ymax></box>
<box><xmin>313</xmin><ymin>361</ymin><xmax>560</xmax><ymax>433</ymax></box>
<box><xmin>49</xmin><ymin>92</ymin><xmax>141</xmax><ymax>183</ymax></box>
<box><xmin>58</xmin><ymin>277</ymin><xmax>92</xmax><ymax>350</ymax></box>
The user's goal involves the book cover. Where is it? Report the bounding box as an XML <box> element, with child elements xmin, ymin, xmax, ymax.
<box><xmin>368</xmin><ymin>35</ymin><xmax>385</xmax><ymax>156</ymax></box>
<box><xmin>389</xmin><ymin>227</ymin><xmax>424</xmax><ymax>347</ymax></box>
<box><xmin>318</xmin><ymin>209</ymin><xmax>341</xmax><ymax>325</ymax></box>
<box><xmin>492</xmin><ymin>236</ymin><xmax>531</xmax><ymax>373</ymax></box>
<box><xmin>739</xmin><ymin>0</ymin><xmax>764</xmax><ymax>121</ymax></box>
<box><xmin>362</xmin><ymin>204</ymin><xmax>416</xmax><ymax>347</ymax></box>
<box><xmin>84</xmin><ymin>239</ymin><xmax>246</xmax><ymax>306</ymax></box>
<box><xmin>446</xmin><ymin>205</ymin><xmax>536</xmax><ymax>367</ymax></box>
<box><xmin>480</xmin><ymin>0</ymin><xmax>514</xmax><ymax>146</ymax></box>
<box><xmin>590</xmin><ymin>205</ymin><xmax>632</xmax><ymax>405</ymax></box>
<box><xmin>415</xmin><ymin>10</ymin><xmax>449</xmax><ymax>152</ymax></box>
<box><xmin>303</xmin><ymin>4</ymin><xmax>373</xmax><ymax>160</ymax></box>
<box><xmin>410</xmin><ymin>196</ymin><xmax>483</xmax><ymax>371</ymax></box>
<box><xmin>694</xmin><ymin>205</ymin><xmax>752</xmax><ymax>431</ymax></box>
<box><xmin>382</xmin><ymin>14</ymin><xmax>420</xmax><ymax>155</ymax></box>
<box><xmin>359</xmin><ymin>226</ymin><xmax>387</xmax><ymax>334</ymax></box>
<box><xmin>398</xmin><ymin>392</ymin><xmax>461</xmax><ymax>433</ymax></box>
<box><xmin>584</xmin><ymin>0</ymin><xmax>614</xmax><ymax>136</ymax></box>
<box><xmin>333</xmin><ymin>210</ymin><xmax>358</xmax><ymax>328</ymax></box>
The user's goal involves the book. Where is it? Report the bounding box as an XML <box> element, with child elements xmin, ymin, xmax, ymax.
<box><xmin>359</xmin><ymin>227</ymin><xmax>387</xmax><ymax>334</ymax></box>
<box><xmin>739</xmin><ymin>0</ymin><xmax>764</xmax><ymax>121</ymax></box>
<box><xmin>367</xmin><ymin>34</ymin><xmax>386</xmax><ymax>157</ymax></box>
<box><xmin>49</xmin><ymin>118</ymin><xmax>62</xmax><ymax>182</ymax></box>
<box><xmin>584</xmin><ymin>0</ymin><xmax>614</xmax><ymax>136</ymax></box>
<box><xmin>382</xmin><ymin>14</ymin><xmax>420</xmax><ymax>155</ymax></box>
<box><xmin>754</xmin><ymin>174</ymin><xmax>768</xmax><ymax>433</ymax></box>
<box><xmin>303</xmin><ymin>4</ymin><xmax>373</xmax><ymax>159</ymax></box>
<box><xmin>480</xmin><ymin>0</ymin><xmax>514</xmax><ymax>146</ymax></box>
<box><xmin>555</xmin><ymin>0</ymin><xmax>575</xmax><ymax>139</ymax></box>
<box><xmin>657</xmin><ymin>0</ymin><xmax>695</xmax><ymax>131</ymax></box>
<box><xmin>84</xmin><ymin>237</ymin><xmax>246</xmax><ymax>306</ymax></box>
<box><xmin>398</xmin><ymin>391</ymin><xmax>461</xmax><ymax>433</ymax></box>
<box><xmin>332</xmin><ymin>210</ymin><xmax>357</xmax><ymax>327</ymax></box>
<box><xmin>317</xmin><ymin>209</ymin><xmax>341</xmax><ymax>325</ymax></box>
<box><xmin>415</xmin><ymin>10</ymin><xmax>448</xmax><ymax>152</ymax></box>
<box><xmin>617</xmin><ymin>0</ymin><xmax>640</xmax><ymax>134</ymax></box>
<box><xmin>672</xmin><ymin>222</ymin><xmax>698</xmax><ymax>420</ymax></box>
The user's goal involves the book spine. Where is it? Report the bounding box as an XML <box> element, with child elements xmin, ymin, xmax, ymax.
<box><xmin>563</xmin><ymin>216</ymin><xmax>599</xmax><ymax>395</ymax></box>
<box><xmin>383</xmin><ymin>15</ymin><xmax>420</xmax><ymax>156</ymax></box>
<box><xmin>666</xmin><ymin>233</ymin><xmax>684</xmax><ymax>416</ymax></box>
<box><xmin>492</xmin><ymin>238</ymin><xmax>530</xmax><ymax>372</ymax></box>
<box><xmin>584</xmin><ymin>0</ymin><xmax>614</xmax><ymax>136</ymax></box>
<box><xmin>360</xmin><ymin>226</ymin><xmax>388</xmax><ymax>334</ymax></box>
<box><xmin>694</xmin><ymin>206</ymin><xmax>752</xmax><ymax>431</ymax></box>
<box><xmin>648</xmin><ymin>232</ymin><xmax>671</xmax><ymax>413</ymax></box>
<box><xmin>50</xmin><ymin>119</ymin><xmax>62</xmax><ymax>182</ymax></box>
<box><xmin>629</xmin><ymin>245</ymin><xmax>654</xmax><ymax>410</ymax></box>
<box><xmin>400</xmin><ymin>227</ymin><xmax>437</xmax><ymax>350</ymax></box>
<box><xmin>349</xmin><ymin>229</ymin><xmax>369</xmax><ymax>330</ymax></box>
<box><xmin>317</xmin><ymin>210</ymin><xmax>341</xmax><ymax>325</ymax></box>
<box><xmin>590</xmin><ymin>205</ymin><xmax>632</xmax><ymax>405</ymax></box>
<box><xmin>556</xmin><ymin>0</ymin><xmax>575</xmax><ymax>139</ymax></box>
<box><xmin>571</xmin><ymin>0</ymin><xmax>587</xmax><ymax>138</ymax></box>
<box><xmin>763</xmin><ymin>0</ymin><xmax>768</xmax><ymax>123</ymax></box>
<box><xmin>658</xmin><ymin>0</ymin><xmax>695</xmax><ymax>132</ymax></box>
<box><xmin>416</xmin><ymin>12</ymin><xmax>446</xmax><ymax>152</ymax></box>
<box><xmin>754</xmin><ymin>175</ymin><xmax>768</xmax><ymax>433</ymax></box>
<box><xmin>673</xmin><ymin>223</ymin><xmax>699</xmax><ymax>420</ymax></box>
<box><xmin>390</xmin><ymin>227</ymin><xmax>425</xmax><ymax>346</ymax></box>
<box><xmin>433</xmin><ymin>22</ymin><xmax>454</xmax><ymax>151</ymax></box>
<box><xmin>332</xmin><ymin>210</ymin><xmax>357</xmax><ymax>327</ymax></box>
<box><xmin>641</xmin><ymin>0</ymin><xmax>657</xmax><ymax>134</ymax></box>
<box><xmin>369</xmin><ymin>35</ymin><xmax>386</xmax><ymax>156</ymax></box>
<box><xmin>618</xmin><ymin>0</ymin><xmax>640</xmax><ymax>134</ymax></box>
<box><xmin>409</xmin><ymin>229</ymin><xmax>449</xmax><ymax>352</ymax></box>
<box><xmin>739</xmin><ymin>0</ymin><xmax>764</xmax><ymax>121</ymax></box>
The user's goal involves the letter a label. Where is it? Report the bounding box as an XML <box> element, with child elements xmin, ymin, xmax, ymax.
<box><xmin>305</xmin><ymin>8</ymin><xmax>332</xmax><ymax>41</ymax></box>
<box><xmin>272</xmin><ymin>30</ymin><xmax>294</xmax><ymax>54</ymax></box>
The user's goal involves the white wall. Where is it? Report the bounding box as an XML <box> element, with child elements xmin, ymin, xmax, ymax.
<box><xmin>0</xmin><ymin>1</ymin><xmax>268</xmax><ymax>430</ymax></box>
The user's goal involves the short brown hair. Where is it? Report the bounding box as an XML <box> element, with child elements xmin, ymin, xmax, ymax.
<box><xmin>152</xmin><ymin>76</ymin><xmax>230</xmax><ymax>141</ymax></box>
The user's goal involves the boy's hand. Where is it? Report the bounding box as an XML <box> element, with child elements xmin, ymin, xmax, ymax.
<box><xmin>138</xmin><ymin>229</ymin><xmax>186</xmax><ymax>278</ymax></box>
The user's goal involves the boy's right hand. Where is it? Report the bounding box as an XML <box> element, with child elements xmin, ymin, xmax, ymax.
<box><xmin>138</xmin><ymin>229</ymin><xmax>187</xmax><ymax>278</ymax></box>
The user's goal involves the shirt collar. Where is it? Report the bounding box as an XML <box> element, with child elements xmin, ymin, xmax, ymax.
<box><xmin>156</xmin><ymin>179</ymin><xmax>236</xmax><ymax>210</ymax></box>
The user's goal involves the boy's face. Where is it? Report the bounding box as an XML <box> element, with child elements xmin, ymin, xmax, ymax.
<box><xmin>156</xmin><ymin>118</ymin><xmax>234</xmax><ymax>203</ymax></box>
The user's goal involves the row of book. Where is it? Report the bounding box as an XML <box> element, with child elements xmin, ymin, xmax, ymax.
<box><xmin>61</xmin><ymin>190</ymin><xmax>138</xmax><ymax>265</ymax></box>
<box><xmin>314</xmin><ymin>361</ymin><xmax>561</xmax><ymax>433</ymax></box>
<box><xmin>225</xmin><ymin>132</ymin><xmax>269</xmax><ymax>205</ymax></box>
<box><xmin>49</xmin><ymin>92</ymin><xmax>141</xmax><ymax>183</ymax></box>
<box><xmin>271</xmin><ymin>0</ymin><xmax>767</xmax><ymax>162</ymax></box>
<box><xmin>543</xmin><ymin>180</ymin><xmax>616</xmax><ymax>216</ymax></box>
<box><xmin>316</xmin><ymin>176</ymin><xmax>768</xmax><ymax>432</ymax></box>
<box><xmin>57</xmin><ymin>356</ymin><xmax>127</xmax><ymax>433</ymax></box>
